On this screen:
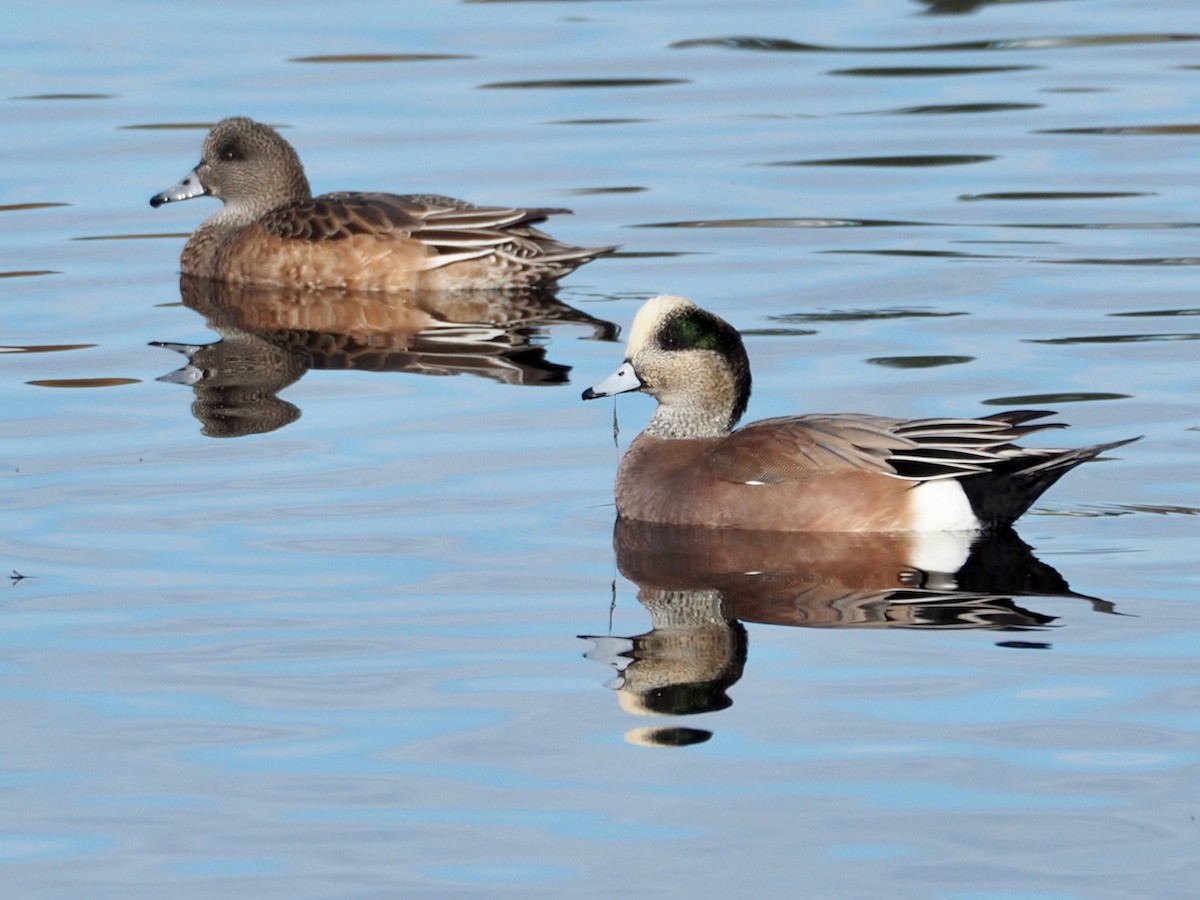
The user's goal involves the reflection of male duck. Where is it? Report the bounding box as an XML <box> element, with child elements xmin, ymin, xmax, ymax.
<box><xmin>582</xmin><ymin>520</ymin><xmax>1115</xmax><ymax>745</ymax></box>
<box><xmin>153</xmin><ymin>275</ymin><xmax>617</xmax><ymax>437</ymax></box>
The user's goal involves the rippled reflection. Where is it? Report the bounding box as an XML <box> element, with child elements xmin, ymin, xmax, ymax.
<box><xmin>767</xmin><ymin>154</ymin><xmax>995</xmax><ymax>167</ymax></box>
<box><xmin>288</xmin><ymin>53</ymin><xmax>473</xmax><ymax>64</ymax></box>
<box><xmin>672</xmin><ymin>32</ymin><xmax>1197</xmax><ymax>52</ymax></box>
<box><xmin>960</xmin><ymin>191</ymin><xmax>1152</xmax><ymax>201</ymax></box>
<box><xmin>153</xmin><ymin>275</ymin><xmax>617</xmax><ymax>437</ymax></box>
<box><xmin>480</xmin><ymin>78</ymin><xmax>689</xmax><ymax>90</ymax></box>
<box><xmin>634</xmin><ymin>217</ymin><xmax>932</xmax><ymax>229</ymax></box>
<box><xmin>582</xmin><ymin>520</ymin><xmax>1114</xmax><ymax>746</ymax></box>
<box><xmin>0</xmin><ymin>202</ymin><xmax>69</xmax><ymax>212</ymax></box>
<box><xmin>1039</xmin><ymin>124</ymin><xmax>1200</xmax><ymax>135</ymax></box>
<box><xmin>867</xmin><ymin>354</ymin><xmax>975</xmax><ymax>369</ymax></box>
<box><xmin>876</xmin><ymin>102</ymin><xmax>1042</xmax><ymax>115</ymax></box>
<box><xmin>0</xmin><ymin>343</ymin><xmax>93</xmax><ymax>354</ymax></box>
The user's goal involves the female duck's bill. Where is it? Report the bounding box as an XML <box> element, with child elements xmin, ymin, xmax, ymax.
<box><xmin>150</xmin><ymin>116</ymin><xmax>615</xmax><ymax>292</ymax></box>
<box><xmin>583</xmin><ymin>294</ymin><xmax>1138</xmax><ymax>533</ymax></box>
<box><xmin>149</xmin><ymin>168</ymin><xmax>206</xmax><ymax>207</ymax></box>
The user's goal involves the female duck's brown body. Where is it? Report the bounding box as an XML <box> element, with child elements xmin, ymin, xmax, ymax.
<box><xmin>150</xmin><ymin>117</ymin><xmax>614</xmax><ymax>292</ymax></box>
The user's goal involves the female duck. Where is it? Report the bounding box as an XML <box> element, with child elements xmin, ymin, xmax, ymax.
<box><xmin>583</xmin><ymin>295</ymin><xmax>1135</xmax><ymax>532</ymax></box>
<box><xmin>150</xmin><ymin>117</ymin><xmax>614</xmax><ymax>292</ymax></box>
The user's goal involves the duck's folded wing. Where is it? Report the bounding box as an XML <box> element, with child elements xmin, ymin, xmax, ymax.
<box><xmin>256</xmin><ymin>192</ymin><xmax>578</xmax><ymax>267</ymax></box>
<box><xmin>701</xmin><ymin>414</ymin><xmax>914</xmax><ymax>484</ymax></box>
<box><xmin>257</xmin><ymin>193</ymin><xmax>415</xmax><ymax>240</ymax></box>
<box><xmin>702</xmin><ymin>411</ymin><xmax>1066</xmax><ymax>485</ymax></box>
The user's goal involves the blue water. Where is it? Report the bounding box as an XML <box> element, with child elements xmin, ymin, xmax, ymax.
<box><xmin>2</xmin><ymin>0</ymin><xmax>1198</xmax><ymax>896</ymax></box>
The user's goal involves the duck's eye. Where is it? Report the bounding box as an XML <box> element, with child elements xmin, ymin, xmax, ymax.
<box><xmin>217</xmin><ymin>143</ymin><xmax>242</xmax><ymax>162</ymax></box>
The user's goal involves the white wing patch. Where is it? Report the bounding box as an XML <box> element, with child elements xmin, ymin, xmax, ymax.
<box><xmin>907</xmin><ymin>480</ymin><xmax>981</xmax><ymax>533</ymax></box>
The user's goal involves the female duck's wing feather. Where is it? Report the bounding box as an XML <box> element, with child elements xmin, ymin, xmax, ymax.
<box><xmin>255</xmin><ymin>192</ymin><xmax>608</xmax><ymax>271</ymax></box>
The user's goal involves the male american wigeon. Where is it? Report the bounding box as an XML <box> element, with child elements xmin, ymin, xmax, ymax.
<box><xmin>150</xmin><ymin>117</ymin><xmax>615</xmax><ymax>291</ymax></box>
<box><xmin>582</xmin><ymin>294</ymin><xmax>1137</xmax><ymax>532</ymax></box>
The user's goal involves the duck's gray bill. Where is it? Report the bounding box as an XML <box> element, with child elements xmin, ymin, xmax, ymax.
<box><xmin>150</xmin><ymin>167</ymin><xmax>207</xmax><ymax>208</ymax></box>
<box><xmin>582</xmin><ymin>362</ymin><xmax>641</xmax><ymax>400</ymax></box>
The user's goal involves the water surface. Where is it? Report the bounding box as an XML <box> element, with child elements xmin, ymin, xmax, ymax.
<box><xmin>1</xmin><ymin>0</ymin><xmax>1198</xmax><ymax>896</ymax></box>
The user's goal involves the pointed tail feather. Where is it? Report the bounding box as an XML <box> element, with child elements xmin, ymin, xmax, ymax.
<box><xmin>962</xmin><ymin>436</ymin><xmax>1140</xmax><ymax>529</ymax></box>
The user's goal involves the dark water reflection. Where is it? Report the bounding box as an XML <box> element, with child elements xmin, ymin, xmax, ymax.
<box><xmin>769</xmin><ymin>154</ymin><xmax>996</xmax><ymax>167</ymax></box>
<box><xmin>153</xmin><ymin>275</ymin><xmax>617</xmax><ymax>437</ymax></box>
<box><xmin>672</xmin><ymin>33</ymin><xmax>1199</xmax><ymax>53</ymax></box>
<box><xmin>878</xmin><ymin>102</ymin><xmax>1043</xmax><ymax>115</ymax></box>
<box><xmin>583</xmin><ymin>520</ymin><xmax>1115</xmax><ymax>746</ymax></box>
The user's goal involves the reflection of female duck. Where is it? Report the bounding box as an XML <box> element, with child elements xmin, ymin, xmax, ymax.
<box><xmin>155</xmin><ymin>275</ymin><xmax>617</xmax><ymax>436</ymax></box>
<box><xmin>170</xmin><ymin>274</ymin><xmax>619</xmax><ymax>342</ymax></box>
<box><xmin>582</xmin><ymin>520</ymin><xmax>1115</xmax><ymax>743</ymax></box>
<box><xmin>155</xmin><ymin>328</ymin><xmax>306</xmax><ymax>438</ymax></box>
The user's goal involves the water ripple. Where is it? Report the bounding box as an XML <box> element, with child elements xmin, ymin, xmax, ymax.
<box><xmin>479</xmin><ymin>78</ymin><xmax>689</xmax><ymax>90</ymax></box>
<box><xmin>1038</xmin><ymin>124</ymin><xmax>1200</xmax><ymax>135</ymax></box>
<box><xmin>1095</xmin><ymin>503</ymin><xmax>1200</xmax><ymax>517</ymax></box>
<box><xmin>547</xmin><ymin>118</ymin><xmax>654</xmax><ymax>126</ymax></box>
<box><xmin>867</xmin><ymin>355</ymin><xmax>975</xmax><ymax>369</ymax></box>
<box><xmin>0</xmin><ymin>344</ymin><xmax>94</xmax><ymax>355</ymax></box>
<box><xmin>1044</xmin><ymin>257</ymin><xmax>1200</xmax><ymax>266</ymax></box>
<box><xmin>1109</xmin><ymin>308</ymin><xmax>1200</xmax><ymax>318</ymax></box>
<box><xmin>830</xmin><ymin>65</ymin><xmax>1038</xmax><ymax>77</ymax></box>
<box><xmin>825</xmin><ymin>249</ymin><xmax>1017</xmax><ymax>260</ymax></box>
<box><xmin>768</xmin><ymin>154</ymin><xmax>994</xmax><ymax>168</ymax></box>
<box><xmin>11</xmin><ymin>93</ymin><xmax>114</xmax><ymax>100</ymax></box>
<box><xmin>960</xmin><ymin>191</ymin><xmax>1152</xmax><ymax>201</ymax></box>
<box><xmin>568</xmin><ymin>186</ymin><xmax>648</xmax><ymax>196</ymax></box>
<box><xmin>983</xmin><ymin>392</ymin><xmax>1132</xmax><ymax>405</ymax></box>
<box><xmin>1005</xmin><ymin>222</ymin><xmax>1200</xmax><ymax>231</ymax></box>
<box><xmin>0</xmin><ymin>203</ymin><xmax>69</xmax><ymax>213</ymax></box>
<box><xmin>1027</xmin><ymin>334</ymin><xmax>1200</xmax><ymax>345</ymax></box>
<box><xmin>874</xmin><ymin>102</ymin><xmax>1042</xmax><ymax>116</ymax></box>
<box><xmin>633</xmin><ymin>217</ymin><xmax>934</xmax><ymax>229</ymax></box>
<box><xmin>671</xmin><ymin>33</ymin><xmax>1199</xmax><ymax>53</ymax></box>
<box><xmin>121</xmin><ymin>122</ymin><xmax>227</xmax><ymax>131</ymax></box>
<box><xmin>771</xmin><ymin>309</ymin><xmax>967</xmax><ymax>323</ymax></box>
<box><xmin>75</xmin><ymin>232</ymin><xmax>190</xmax><ymax>242</ymax></box>
<box><xmin>26</xmin><ymin>378</ymin><xmax>141</xmax><ymax>388</ymax></box>
<box><xmin>289</xmin><ymin>54</ymin><xmax>473</xmax><ymax>64</ymax></box>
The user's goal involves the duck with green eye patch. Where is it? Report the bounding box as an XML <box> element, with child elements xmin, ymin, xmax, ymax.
<box><xmin>582</xmin><ymin>294</ymin><xmax>1137</xmax><ymax>533</ymax></box>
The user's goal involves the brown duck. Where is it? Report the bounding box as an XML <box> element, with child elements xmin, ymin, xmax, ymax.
<box><xmin>150</xmin><ymin>117</ymin><xmax>614</xmax><ymax>291</ymax></box>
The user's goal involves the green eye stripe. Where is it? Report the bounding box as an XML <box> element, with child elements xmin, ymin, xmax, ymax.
<box><xmin>662</xmin><ymin>311</ymin><xmax>721</xmax><ymax>351</ymax></box>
